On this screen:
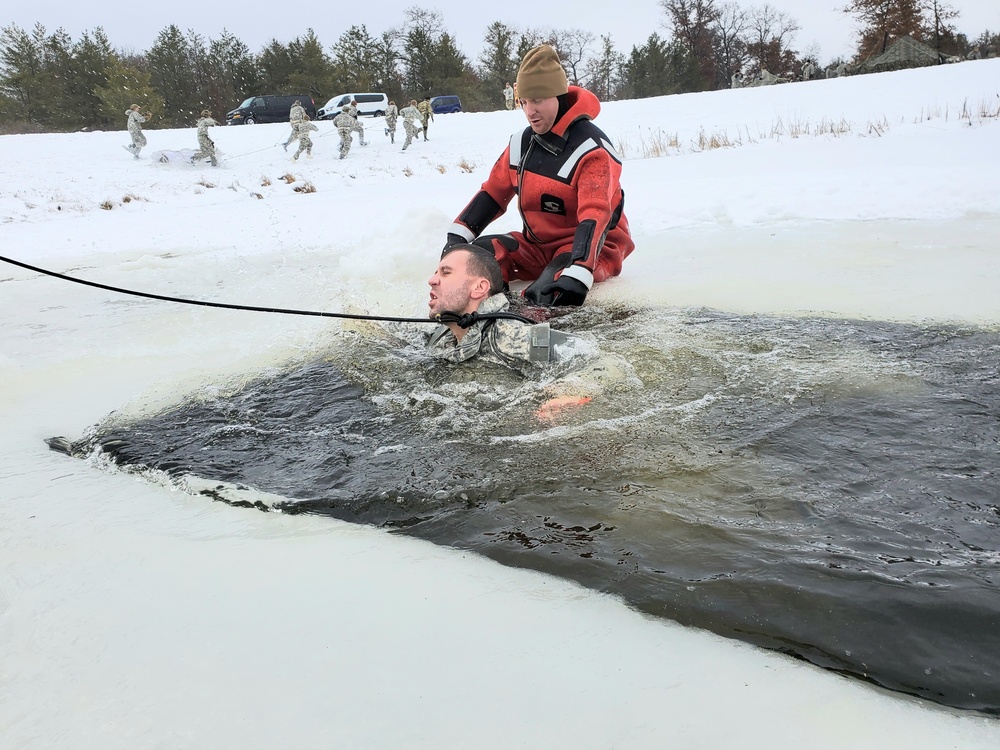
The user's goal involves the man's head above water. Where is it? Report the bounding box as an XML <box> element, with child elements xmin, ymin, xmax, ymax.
<box><xmin>428</xmin><ymin>245</ymin><xmax>504</xmax><ymax>332</ymax></box>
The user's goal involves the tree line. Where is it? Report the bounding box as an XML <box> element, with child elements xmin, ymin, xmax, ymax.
<box><xmin>1</xmin><ymin>2</ymin><xmax>996</xmax><ymax>133</ymax></box>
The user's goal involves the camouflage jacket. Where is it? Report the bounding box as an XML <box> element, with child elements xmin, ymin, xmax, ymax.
<box><xmin>400</xmin><ymin>105</ymin><xmax>421</xmax><ymax>123</ymax></box>
<box><xmin>417</xmin><ymin>100</ymin><xmax>432</xmax><ymax>119</ymax></box>
<box><xmin>126</xmin><ymin>109</ymin><xmax>146</xmax><ymax>132</ymax></box>
<box><xmin>196</xmin><ymin>117</ymin><xmax>217</xmax><ymax>136</ymax></box>
<box><xmin>289</xmin><ymin>104</ymin><xmax>306</xmax><ymax>122</ymax></box>
<box><xmin>332</xmin><ymin>112</ymin><xmax>354</xmax><ymax>131</ymax></box>
<box><xmin>296</xmin><ymin>121</ymin><xmax>318</xmax><ymax>139</ymax></box>
<box><xmin>385</xmin><ymin>104</ymin><xmax>398</xmax><ymax>121</ymax></box>
<box><xmin>426</xmin><ymin>293</ymin><xmax>560</xmax><ymax>368</ymax></box>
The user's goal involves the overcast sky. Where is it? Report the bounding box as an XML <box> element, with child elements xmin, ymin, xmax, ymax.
<box><xmin>6</xmin><ymin>1</ymin><xmax>998</xmax><ymax>64</ymax></box>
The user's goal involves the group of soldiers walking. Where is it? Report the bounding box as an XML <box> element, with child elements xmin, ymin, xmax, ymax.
<box><xmin>123</xmin><ymin>94</ymin><xmax>437</xmax><ymax>165</ymax></box>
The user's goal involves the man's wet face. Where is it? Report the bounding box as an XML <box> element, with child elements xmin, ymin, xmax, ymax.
<box><xmin>428</xmin><ymin>250</ymin><xmax>476</xmax><ymax>317</ymax></box>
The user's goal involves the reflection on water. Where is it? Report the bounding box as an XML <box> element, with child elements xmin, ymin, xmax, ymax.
<box><xmin>68</xmin><ymin>304</ymin><xmax>1000</xmax><ymax>714</ymax></box>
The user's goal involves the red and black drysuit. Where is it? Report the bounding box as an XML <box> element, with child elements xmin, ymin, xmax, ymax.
<box><xmin>445</xmin><ymin>86</ymin><xmax>634</xmax><ymax>306</ymax></box>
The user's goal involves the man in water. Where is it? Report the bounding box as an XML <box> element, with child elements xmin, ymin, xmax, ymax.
<box><xmin>442</xmin><ymin>44</ymin><xmax>634</xmax><ymax>307</ymax></box>
<box><xmin>427</xmin><ymin>244</ymin><xmax>564</xmax><ymax>366</ymax></box>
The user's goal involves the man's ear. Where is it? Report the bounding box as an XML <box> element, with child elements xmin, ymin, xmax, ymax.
<box><xmin>470</xmin><ymin>277</ymin><xmax>491</xmax><ymax>300</ymax></box>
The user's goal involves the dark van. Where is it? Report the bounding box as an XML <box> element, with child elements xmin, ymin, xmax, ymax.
<box><xmin>430</xmin><ymin>95</ymin><xmax>462</xmax><ymax>114</ymax></box>
<box><xmin>226</xmin><ymin>95</ymin><xmax>317</xmax><ymax>125</ymax></box>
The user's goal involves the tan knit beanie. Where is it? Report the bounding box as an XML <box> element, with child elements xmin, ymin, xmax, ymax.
<box><xmin>516</xmin><ymin>45</ymin><xmax>568</xmax><ymax>99</ymax></box>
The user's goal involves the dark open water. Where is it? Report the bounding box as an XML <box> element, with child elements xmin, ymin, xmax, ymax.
<box><xmin>64</xmin><ymin>304</ymin><xmax>1000</xmax><ymax>714</ymax></box>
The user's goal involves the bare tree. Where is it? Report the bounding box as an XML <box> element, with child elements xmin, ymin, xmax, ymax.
<box><xmin>745</xmin><ymin>4</ymin><xmax>801</xmax><ymax>75</ymax></box>
<box><xmin>547</xmin><ymin>28</ymin><xmax>595</xmax><ymax>85</ymax></box>
<box><xmin>713</xmin><ymin>2</ymin><xmax>751</xmax><ymax>84</ymax></box>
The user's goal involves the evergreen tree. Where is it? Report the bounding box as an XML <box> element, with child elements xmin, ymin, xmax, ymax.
<box><xmin>95</xmin><ymin>56</ymin><xmax>163</xmax><ymax>129</ymax></box>
<box><xmin>584</xmin><ymin>34</ymin><xmax>626</xmax><ymax>100</ymax></box>
<box><xmin>621</xmin><ymin>33</ymin><xmax>696</xmax><ymax>99</ymax></box>
<box><xmin>206</xmin><ymin>31</ymin><xmax>260</xmax><ymax>114</ymax></box>
<box><xmin>0</xmin><ymin>23</ymin><xmax>53</xmax><ymax>127</ymax></box>
<box><xmin>370</xmin><ymin>30</ymin><xmax>404</xmax><ymax>103</ymax></box>
<box><xmin>257</xmin><ymin>39</ymin><xmax>296</xmax><ymax>93</ymax></box>
<box><xmin>331</xmin><ymin>25</ymin><xmax>379</xmax><ymax>92</ymax></box>
<box><xmin>479</xmin><ymin>21</ymin><xmax>518</xmax><ymax>108</ymax></box>
<box><xmin>659</xmin><ymin>0</ymin><xmax>720</xmax><ymax>90</ymax></box>
<box><xmin>285</xmin><ymin>29</ymin><xmax>334</xmax><ymax>99</ymax></box>
<box><xmin>70</xmin><ymin>29</ymin><xmax>117</xmax><ymax>129</ymax></box>
<box><xmin>147</xmin><ymin>25</ymin><xmax>200</xmax><ymax>125</ymax></box>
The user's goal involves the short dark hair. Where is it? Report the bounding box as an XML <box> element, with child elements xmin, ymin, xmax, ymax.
<box><xmin>442</xmin><ymin>244</ymin><xmax>502</xmax><ymax>295</ymax></box>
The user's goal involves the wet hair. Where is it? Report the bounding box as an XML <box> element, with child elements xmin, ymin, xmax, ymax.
<box><xmin>442</xmin><ymin>244</ymin><xmax>503</xmax><ymax>296</ymax></box>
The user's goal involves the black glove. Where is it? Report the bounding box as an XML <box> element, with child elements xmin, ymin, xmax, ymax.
<box><xmin>523</xmin><ymin>254</ymin><xmax>589</xmax><ymax>306</ymax></box>
<box><xmin>441</xmin><ymin>233</ymin><xmax>466</xmax><ymax>256</ymax></box>
<box><xmin>537</xmin><ymin>274</ymin><xmax>589</xmax><ymax>306</ymax></box>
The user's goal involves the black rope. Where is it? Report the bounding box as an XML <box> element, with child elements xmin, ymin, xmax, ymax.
<box><xmin>0</xmin><ymin>255</ymin><xmax>535</xmax><ymax>329</ymax></box>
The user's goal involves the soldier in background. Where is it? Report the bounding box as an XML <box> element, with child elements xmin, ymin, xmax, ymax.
<box><xmin>503</xmin><ymin>81</ymin><xmax>514</xmax><ymax>110</ymax></box>
<box><xmin>282</xmin><ymin>99</ymin><xmax>307</xmax><ymax>151</ymax></box>
<box><xmin>348</xmin><ymin>99</ymin><xmax>368</xmax><ymax>146</ymax></box>
<box><xmin>192</xmin><ymin>109</ymin><xmax>219</xmax><ymax>167</ymax></box>
<box><xmin>292</xmin><ymin>115</ymin><xmax>318</xmax><ymax>161</ymax></box>
<box><xmin>125</xmin><ymin>104</ymin><xmax>152</xmax><ymax>159</ymax></box>
<box><xmin>400</xmin><ymin>99</ymin><xmax>422</xmax><ymax>151</ymax></box>
<box><xmin>333</xmin><ymin>106</ymin><xmax>356</xmax><ymax>160</ymax></box>
<box><xmin>384</xmin><ymin>100</ymin><xmax>399</xmax><ymax>143</ymax></box>
<box><xmin>417</xmin><ymin>95</ymin><xmax>433</xmax><ymax>141</ymax></box>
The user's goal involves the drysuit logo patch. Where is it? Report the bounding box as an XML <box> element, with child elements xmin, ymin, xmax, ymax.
<box><xmin>540</xmin><ymin>194</ymin><xmax>566</xmax><ymax>215</ymax></box>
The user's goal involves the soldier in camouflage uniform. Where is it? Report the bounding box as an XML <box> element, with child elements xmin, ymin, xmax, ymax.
<box><xmin>400</xmin><ymin>99</ymin><xmax>422</xmax><ymax>151</ymax></box>
<box><xmin>384</xmin><ymin>100</ymin><xmax>398</xmax><ymax>143</ymax></box>
<box><xmin>292</xmin><ymin>115</ymin><xmax>318</xmax><ymax>161</ymax></box>
<box><xmin>125</xmin><ymin>104</ymin><xmax>151</xmax><ymax>159</ymax></box>
<box><xmin>347</xmin><ymin>100</ymin><xmax>368</xmax><ymax>146</ymax></box>
<box><xmin>416</xmin><ymin>95</ymin><xmax>433</xmax><ymax>140</ymax></box>
<box><xmin>426</xmin><ymin>244</ymin><xmax>562</xmax><ymax>368</ymax></box>
<box><xmin>332</xmin><ymin>106</ymin><xmax>356</xmax><ymax>160</ymax></box>
<box><xmin>192</xmin><ymin>109</ymin><xmax>219</xmax><ymax>167</ymax></box>
<box><xmin>282</xmin><ymin>99</ymin><xmax>307</xmax><ymax>151</ymax></box>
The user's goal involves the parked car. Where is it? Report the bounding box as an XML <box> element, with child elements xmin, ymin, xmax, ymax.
<box><xmin>317</xmin><ymin>93</ymin><xmax>389</xmax><ymax>119</ymax></box>
<box><xmin>226</xmin><ymin>95</ymin><xmax>316</xmax><ymax>125</ymax></box>
<box><xmin>430</xmin><ymin>95</ymin><xmax>462</xmax><ymax>114</ymax></box>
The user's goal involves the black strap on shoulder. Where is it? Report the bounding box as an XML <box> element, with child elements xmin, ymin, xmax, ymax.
<box><xmin>435</xmin><ymin>310</ymin><xmax>535</xmax><ymax>329</ymax></box>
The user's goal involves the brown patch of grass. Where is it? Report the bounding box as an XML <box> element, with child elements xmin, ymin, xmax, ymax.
<box><xmin>251</xmin><ymin>192</ymin><xmax>264</xmax><ymax>200</ymax></box>
<box><xmin>100</xmin><ymin>200</ymin><xmax>114</xmax><ymax>210</ymax></box>
<box><xmin>402</xmin><ymin>166</ymin><xmax>413</xmax><ymax>177</ymax></box>
<box><xmin>457</xmin><ymin>158</ymin><xmax>475</xmax><ymax>173</ymax></box>
<box><xmin>121</xmin><ymin>193</ymin><xmax>145</xmax><ymax>204</ymax></box>
<box><xmin>437</xmin><ymin>164</ymin><xmax>447</xmax><ymax>174</ymax></box>
<box><xmin>280</xmin><ymin>173</ymin><xmax>296</xmax><ymax>184</ymax></box>
<box><xmin>197</xmin><ymin>178</ymin><xmax>216</xmax><ymax>188</ymax></box>
<box><xmin>261</xmin><ymin>175</ymin><xmax>272</xmax><ymax>187</ymax></box>
<box><xmin>293</xmin><ymin>181</ymin><xmax>316</xmax><ymax>194</ymax></box>
<box><xmin>694</xmin><ymin>128</ymin><xmax>735</xmax><ymax>151</ymax></box>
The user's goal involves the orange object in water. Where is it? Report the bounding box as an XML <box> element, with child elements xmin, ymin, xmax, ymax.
<box><xmin>534</xmin><ymin>395</ymin><xmax>593</xmax><ymax>423</ymax></box>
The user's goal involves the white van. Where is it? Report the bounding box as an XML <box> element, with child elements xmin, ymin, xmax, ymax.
<box><xmin>317</xmin><ymin>93</ymin><xmax>389</xmax><ymax>119</ymax></box>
